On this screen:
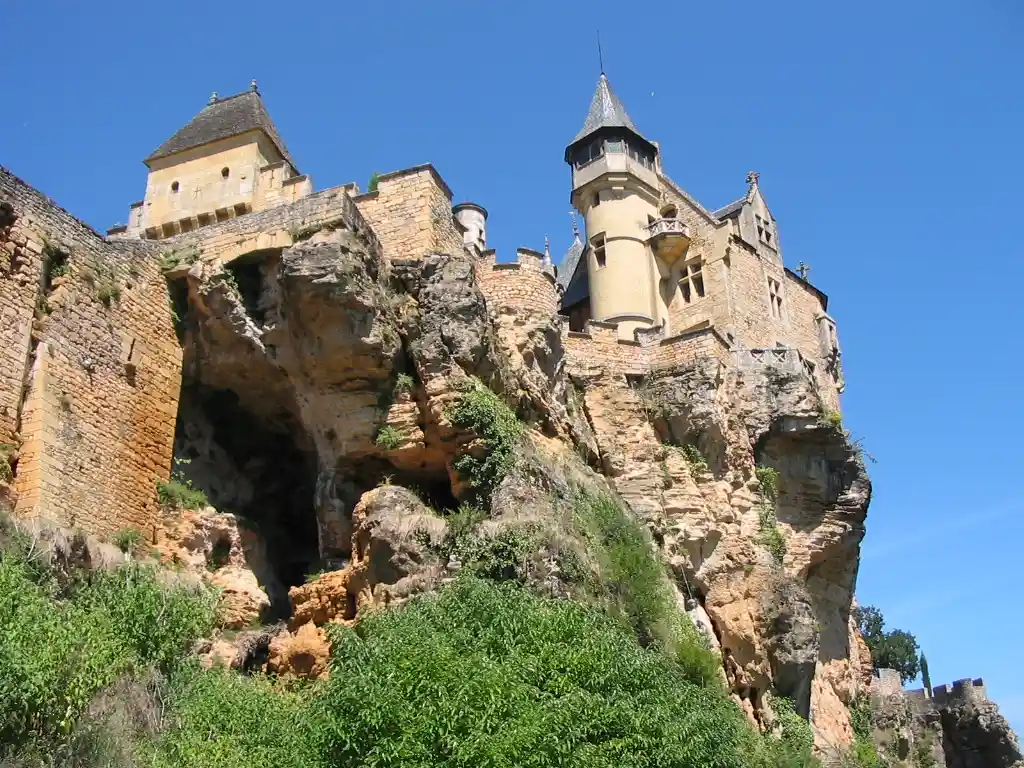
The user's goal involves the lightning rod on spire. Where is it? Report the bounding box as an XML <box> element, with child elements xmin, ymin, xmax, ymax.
<box><xmin>597</xmin><ymin>30</ymin><xmax>604</xmax><ymax>75</ymax></box>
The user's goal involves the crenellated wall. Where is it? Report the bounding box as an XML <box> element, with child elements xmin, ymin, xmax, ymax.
<box><xmin>474</xmin><ymin>248</ymin><xmax>560</xmax><ymax>318</ymax></box>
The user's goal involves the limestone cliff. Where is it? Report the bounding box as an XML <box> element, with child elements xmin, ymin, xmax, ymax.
<box><xmin>157</xmin><ymin>226</ymin><xmax>870</xmax><ymax>750</ymax></box>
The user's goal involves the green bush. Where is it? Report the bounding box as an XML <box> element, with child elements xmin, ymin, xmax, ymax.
<box><xmin>447</xmin><ymin>377</ymin><xmax>523</xmax><ymax>504</ymax></box>
<box><xmin>156</xmin><ymin>458</ymin><xmax>208</xmax><ymax>511</ymax></box>
<box><xmin>151</xmin><ymin>669</ymin><xmax>317</xmax><ymax>768</ymax></box>
<box><xmin>0</xmin><ymin>443</ymin><xmax>14</xmax><ymax>483</ymax></box>
<box><xmin>680</xmin><ymin>443</ymin><xmax>709</xmax><ymax>475</ymax></box>
<box><xmin>374</xmin><ymin>425</ymin><xmax>402</xmax><ymax>450</ymax></box>
<box><xmin>755</xmin><ymin>465</ymin><xmax>781</xmax><ymax>501</ymax></box>
<box><xmin>112</xmin><ymin>527</ymin><xmax>145</xmax><ymax>555</ymax></box>
<box><xmin>313</xmin><ymin>574</ymin><xmax>762</xmax><ymax>767</ymax></box>
<box><xmin>156</xmin><ymin>478</ymin><xmax>208</xmax><ymax>511</ymax></box>
<box><xmin>756</xmin><ymin>465</ymin><xmax>786</xmax><ymax>565</ymax></box>
<box><xmin>0</xmin><ymin>542</ymin><xmax>216</xmax><ymax>759</ymax></box>
<box><xmin>394</xmin><ymin>372</ymin><xmax>415</xmax><ymax>395</ymax></box>
<box><xmin>823</xmin><ymin>410</ymin><xmax>844</xmax><ymax>431</ymax></box>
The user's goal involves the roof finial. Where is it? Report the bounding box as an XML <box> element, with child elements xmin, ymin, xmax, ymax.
<box><xmin>746</xmin><ymin>170</ymin><xmax>760</xmax><ymax>188</ymax></box>
<box><xmin>543</xmin><ymin>235</ymin><xmax>552</xmax><ymax>268</ymax></box>
<box><xmin>570</xmin><ymin>211</ymin><xmax>581</xmax><ymax>241</ymax></box>
<box><xmin>597</xmin><ymin>30</ymin><xmax>604</xmax><ymax>75</ymax></box>
<box><xmin>250</xmin><ymin>79</ymin><xmax>259</xmax><ymax>93</ymax></box>
<box><xmin>209</xmin><ymin>91</ymin><xmax>218</xmax><ymax>105</ymax></box>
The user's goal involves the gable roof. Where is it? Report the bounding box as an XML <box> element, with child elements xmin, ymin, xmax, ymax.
<box><xmin>145</xmin><ymin>90</ymin><xmax>297</xmax><ymax>169</ymax></box>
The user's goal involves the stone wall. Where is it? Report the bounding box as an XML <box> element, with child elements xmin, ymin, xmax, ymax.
<box><xmin>475</xmin><ymin>248</ymin><xmax>559</xmax><ymax>318</ymax></box>
<box><xmin>564</xmin><ymin>321</ymin><xmax>730</xmax><ymax>377</ymax></box>
<box><xmin>0</xmin><ymin>167</ymin><xmax>180</xmax><ymax>537</ymax></box>
<box><xmin>355</xmin><ymin>165</ymin><xmax>464</xmax><ymax>260</ymax></box>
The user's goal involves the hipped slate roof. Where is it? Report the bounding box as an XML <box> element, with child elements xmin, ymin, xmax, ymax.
<box><xmin>569</xmin><ymin>73</ymin><xmax>649</xmax><ymax>147</ymax></box>
<box><xmin>145</xmin><ymin>90</ymin><xmax>297</xmax><ymax>169</ymax></box>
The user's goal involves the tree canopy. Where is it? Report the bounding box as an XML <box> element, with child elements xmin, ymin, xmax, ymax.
<box><xmin>854</xmin><ymin>605</ymin><xmax>920</xmax><ymax>684</ymax></box>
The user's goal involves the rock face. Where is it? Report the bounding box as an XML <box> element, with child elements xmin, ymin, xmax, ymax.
<box><xmin>156</xmin><ymin>506</ymin><xmax>276</xmax><ymax>628</ymax></box>
<box><xmin>162</xmin><ymin>226</ymin><xmax>875</xmax><ymax>743</ymax></box>
<box><xmin>570</xmin><ymin>357</ymin><xmax>871</xmax><ymax>745</ymax></box>
<box><xmin>937</xmin><ymin>698</ymin><xmax>1024</xmax><ymax>767</ymax></box>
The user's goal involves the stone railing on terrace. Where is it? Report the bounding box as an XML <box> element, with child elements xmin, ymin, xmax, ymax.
<box><xmin>645</xmin><ymin>217</ymin><xmax>690</xmax><ymax>239</ymax></box>
<box><xmin>474</xmin><ymin>247</ymin><xmax>559</xmax><ymax>317</ymax></box>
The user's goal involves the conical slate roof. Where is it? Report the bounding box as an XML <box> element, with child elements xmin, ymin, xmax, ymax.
<box><xmin>557</xmin><ymin>228</ymin><xmax>585</xmax><ymax>289</ymax></box>
<box><xmin>145</xmin><ymin>90</ymin><xmax>297</xmax><ymax>169</ymax></box>
<box><xmin>570</xmin><ymin>73</ymin><xmax>647</xmax><ymax>146</ymax></box>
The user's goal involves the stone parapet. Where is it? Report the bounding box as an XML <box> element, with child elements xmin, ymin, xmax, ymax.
<box><xmin>160</xmin><ymin>184</ymin><xmax>381</xmax><ymax>266</ymax></box>
<box><xmin>475</xmin><ymin>248</ymin><xmax>559</xmax><ymax>318</ymax></box>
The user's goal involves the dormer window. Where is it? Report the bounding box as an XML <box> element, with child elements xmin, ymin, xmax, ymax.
<box><xmin>756</xmin><ymin>214</ymin><xmax>774</xmax><ymax>246</ymax></box>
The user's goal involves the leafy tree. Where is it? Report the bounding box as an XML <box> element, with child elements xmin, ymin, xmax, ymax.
<box><xmin>920</xmin><ymin>652</ymin><xmax>932</xmax><ymax>696</ymax></box>
<box><xmin>854</xmin><ymin>605</ymin><xmax>920</xmax><ymax>683</ymax></box>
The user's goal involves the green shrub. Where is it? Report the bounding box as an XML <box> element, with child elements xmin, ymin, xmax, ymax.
<box><xmin>367</xmin><ymin>170</ymin><xmax>381</xmax><ymax>193</ymax></box>
<box><xmin>755</xmin><ymin>465</ymin><xmax>781</xmax><ymax>501</ymax></box>
<box><xmin>394</xmin><ymin>372</ymin><xmax>415</xmax><ymax>395</ymax></box>
<box><xmin>313</xmin><ymin>573</ymin><xmax>762</xmax><ymax>767</ymax></box>
<box><xmin>160</xmin><ymin>245</ymin><xmax>201</xmax><ymax>272</ymax></box>
<box><xmin>0</xmin><ymin>546</ymin><xmax>216</xmax><ymax>758</ymax></box>
<box><xmin>447</xmin><ymin>377</ymin><xmax>523</xmax><ymax>504</ymax></box>
<box><xmin>680</xmin><ymin>443</ymin><xmax>709</xmax><ymax>475</ymax></box>
<box><xmin>112</xmin><ymin>527</ymin><xmax>145</xmax><ymax>555</ymax></box>
<box><xmin>767</xmin><ymin>695</ymin><xmax>816</xmax><ymax>765</ymax></box>
<box><xmin>156</xmin><ymin>458</ymin><xmax>208</xmax><ymax>511</ymax></box>
<box><xmin>96</xmin><ymin>281</ymin><xmax>121</xmax><ymax>307</ymax></box>
<box><xmin>151</xmin><ymin>668</ymin><xmax>317</xmax><ymax>768</ymax></box>
<box><xmin>756</xmin><ymin>465</ymin><xmax>786</xmax><ymax>565</ymax></box>
<box><xmin>374</xmin><ymin>425</ymin><xmax>402</xmax><ymax>450</ymax></box>
<box><xmin>0</xmin><ymin>444</ymin><xmax>13</xmax><ymax>483</ymax></box>
<box><xmin>156</xmin><ymin>479</ymin><xmax>208</xmax><ymax>511</ymax></box>
<box><xmin>823</xmin><ymin>410</ymin><xmax>844</xmax><ymax>431</ymax></box>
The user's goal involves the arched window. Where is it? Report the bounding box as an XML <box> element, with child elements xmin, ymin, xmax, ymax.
<box><xmin>170</xmin><ymin>181</ymin><xmax>179</xmax><ymax>193</ymax></box>
<box><xmin>221</xmin><ymin>167</ymin><xmax>230</xmax><ymax>179</ymax></box>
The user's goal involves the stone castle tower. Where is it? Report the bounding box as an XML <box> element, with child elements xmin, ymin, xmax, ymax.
<box><xmin>556</xmin><ymin>73</ymin><xmax>845</xmax><ymax>408</ymax></box>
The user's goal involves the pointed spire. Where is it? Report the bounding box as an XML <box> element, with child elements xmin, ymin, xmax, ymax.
<box><xmin>570</xmin><ymin>73</ymin><xmax>645</xmax><ymax>145</ymax></box>
<box><xmin>570</xmin><ymin>211</ymin><xmax>582</xmax><ymax>243</ymax></box>
<box><xmin>543</xmin><ymin>236</ymin><xmax>553</xmax><ymax>268</ymax></box>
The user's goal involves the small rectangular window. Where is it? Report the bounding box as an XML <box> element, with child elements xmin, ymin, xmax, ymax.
<box><xmin>593</xmin><ymin>192</ymin><xmax>601</xmax><ymax>207</ymax></box>
<box><xmin>606</xmin><ymin>139</ymin><xmax>623</xmax><ymax>153</ymax></box>
<box><xmin>678</xmin><ymin>259</ymin><xmax>706</xmax><ymax>304</ymax></box>
<box><xmin>768</xmin><ymin>277</ymin><xmax>784</xmax><ymax>319</ymax></box>
<box><xmin>592</xmin><ymin>233</ymin><xmax>607</xmax><ymax>268</ymax></box>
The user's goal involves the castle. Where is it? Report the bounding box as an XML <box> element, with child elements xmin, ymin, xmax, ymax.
<box><xmin>0</xmin><ymin>74</ymin><xmax>845</xmax><ymax>537</ymax></box>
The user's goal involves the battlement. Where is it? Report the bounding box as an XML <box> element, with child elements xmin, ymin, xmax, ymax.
<box><xmin>902</xmin><ymin>674</ymin><xmax>988</xmax><ymax>714</ymax></box>
<box><xmin>475</xmin><ymin>248</ymin><xmax>560</xmax><ymax>318</ymax></box>
<box><xmin>932</xmin><ymin>678</ymin><xmax>987</xmax><ymax>706</ymax></box>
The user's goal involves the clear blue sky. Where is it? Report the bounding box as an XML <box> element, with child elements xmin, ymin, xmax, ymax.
<box><xmin>3</xmin><ymin>0</ymin><xmax>1022</xmax><ymax>730</ymax></box>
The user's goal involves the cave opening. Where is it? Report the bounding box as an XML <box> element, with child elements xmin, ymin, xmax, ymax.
<box><xmin>174</xmin><ymin>385</ymin><xmax>319</xmax><ymax>618</ymax></box>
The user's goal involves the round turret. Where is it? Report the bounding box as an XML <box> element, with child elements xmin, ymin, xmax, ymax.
<box><xmin>452</xmin><ymin>202</ymin><xmax>488</xmax><ymax>252</ymax></box>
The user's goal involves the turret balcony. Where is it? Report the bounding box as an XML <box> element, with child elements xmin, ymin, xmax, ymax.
<box><xmin>646</xmin><ymin>217</ymin><xmax>691</xmax><ymax>263</ymax></box>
